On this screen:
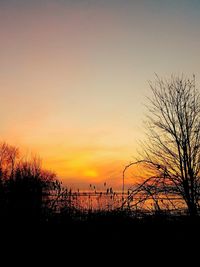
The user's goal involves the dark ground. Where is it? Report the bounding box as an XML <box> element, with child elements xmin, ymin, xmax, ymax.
<box><xmin>1</xmin><ymin>214</ymin><xmax>199</xmax><ymax>264</ymax></box>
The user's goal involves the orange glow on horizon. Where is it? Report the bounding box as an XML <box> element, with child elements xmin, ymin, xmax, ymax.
<box><xmin>83</xmin><ymin>169</ymin><xmax>98</xmax><ymax>178</ymax></box>
<box><xmin>1</xmin><ymin>1</ymin><xmax>200</xmax><ymax>189</ymax></box>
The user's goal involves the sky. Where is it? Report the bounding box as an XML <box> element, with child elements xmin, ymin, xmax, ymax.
<box><xmin>1</xmin><ymin>0</ymin><xmax>200</xmax><ymax>190</ymax></box>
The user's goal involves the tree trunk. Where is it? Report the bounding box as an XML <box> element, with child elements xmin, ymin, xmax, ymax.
<box><xmin>187</xmin><ymin>201</ymin><xmax>198</xmax><ymax>217</ymax></box>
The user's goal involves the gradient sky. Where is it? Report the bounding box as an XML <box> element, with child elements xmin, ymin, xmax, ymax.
<box><xmin>1</xmin><ymin>0</ymin><xmax>200</xmax><ymax>189</ymax></box>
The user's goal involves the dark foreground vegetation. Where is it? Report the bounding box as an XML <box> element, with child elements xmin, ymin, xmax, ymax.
<box><xmin>0</xmin><ymin>142</ymin><xmax>199</xmax><ymax>262</ymax></box>
<box><xmin>1</xmin><ymin>75</ymin><xmax>200</xmax><ymax>260</ymax></box>
<box><xmin>3</xmin><ymin>210</ymin><xmax>200</xmax><ymax>262</ymax></box>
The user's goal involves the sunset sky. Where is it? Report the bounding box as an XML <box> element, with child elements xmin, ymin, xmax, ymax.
<box><xmin>1</xmin><ymin>0</ymin><xmax>200</xmax><ymax>189</ymax></box>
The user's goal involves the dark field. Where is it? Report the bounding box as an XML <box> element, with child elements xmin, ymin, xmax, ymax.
<box><xmin>2</xmin><ymin>213</ymin><xmax>200</xmax><ymax>259</ymax></box>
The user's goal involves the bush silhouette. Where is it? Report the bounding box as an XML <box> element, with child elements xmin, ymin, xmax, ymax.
<box><xmin>0</xmin><ymin>143</ymin><xmax>58</xmax><ymax>224</ymax></box>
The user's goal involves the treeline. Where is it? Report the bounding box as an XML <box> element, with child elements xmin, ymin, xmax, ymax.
<box><xmin>0</xmin><ymin>142</ymin><xmax>76</xmax><ymax>224</ymax></box>
<box><xmin>0</xmin><ymin>142</ymin><xmax>128</xmax><ymax>225</ymax></box>
<box><xmin>1</xmin><ymin>140</ymin><xmax>199</xmax><ymax>226</ymax></box>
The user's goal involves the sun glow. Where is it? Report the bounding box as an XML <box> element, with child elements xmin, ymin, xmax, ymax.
<box><xmin>83</xmin><ymin>169</ymin><xmax>98</xmax><ymax>178</ymax></box>
<box><xmin>1</xmin><ymin>0</ymin><xmax>200</xmax><ymax>189</ymax></box>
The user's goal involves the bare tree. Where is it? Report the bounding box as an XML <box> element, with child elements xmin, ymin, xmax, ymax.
<box><xmin>0</xmin><ymin>142</ymin><xmax>60</xmax><ymax>222</ymax></box>
<box><xmin>126</xmin><ymin>75</ymin><xmax>200</xmax><ymax>216</ymax></box>
<box><xmin>0</xmin><ymin>142</ymin><xmax>19</xmax><ymax>180</ymax></box>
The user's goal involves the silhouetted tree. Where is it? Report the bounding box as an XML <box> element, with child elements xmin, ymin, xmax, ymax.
<box><xmin>0</xmin><ymin>142</ymin><xmax>59</xmax><ymax>223</ymax></box>
<box><xmin>0</xmin><ymin>142</ymin><xmax>19</xmax><ymax>180</ymax></box>
<box><xmin>127</xmin><ymin>75</ymin><xmax>200</xmax><ymax>216</ymax></box>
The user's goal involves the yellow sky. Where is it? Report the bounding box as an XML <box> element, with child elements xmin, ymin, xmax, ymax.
<box><xmin>1</xmin><ymin>1</ymin><xmax>200</xmax><ymax>189</ymax></box>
